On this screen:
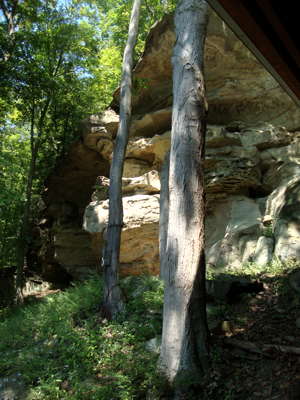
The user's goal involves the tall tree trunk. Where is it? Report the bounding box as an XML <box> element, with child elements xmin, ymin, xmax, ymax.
<box><xmin>15</xmin><ymin>143</ymin><xmax>38</xmax><ymax>302</ymax></box>
<box><xmin>102</xmin><ymin>0</ymin><xmax>141</xmax><ymax>319</ymax></box>
<box><xmin>159</xmin><ymin>151</ymin><xmax>170</xmax><ymax>282</ymax></box>
<box><xmin>15</xmin><ymin>107</ymin><xmax>35</xmax><ymax>302</ymax></box>
<box><xmin>159</xmin><ymin>0</ymin><xmax>210</xmax><ymax>394</ymax></box>
<box><xmin>15</xmin><ymin>101</ymin><xmax>50</xmax><ymax>302</ymax></box>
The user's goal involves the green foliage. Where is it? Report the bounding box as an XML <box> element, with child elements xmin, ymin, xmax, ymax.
<box><xmin>0</xmin><ymin>0</ymin><xmax>107</xmax><ymax>271</ymax></box>
<box><xmin>95</xmin><ymin>0</ymin><xmax>176</xmax><ymax>55</ymax></box>
<box><xmin>0</xmin><ymin>276</ymin><xmax>164</xmax><ymax>399</ymax></box>
<box><xmin>261</xmin><ymin>222</ymin><xmax>274</xmax><ymax>238</ymax></box>
<box><xmin>91</xmin><ymin>45</ymin><xmax>122</xmax><ymax>110</ymax></box>
<box><xmin>0</xmin><ymin>125</ymin><xmax>30</xmax><ymax>267</ymax></box>
<box><xmin>0</xmin><ymin>0</ymin><xmax>175</xmax><ymax>273</ymax></box>
<box><xmin>207</xmin><ymin>257</ymin><xmax>300</xmax><ymax>299</ymax></box>
<box><xmin>207</xmin><ymin>257</ymin><xmax>299</xmax><ymax>282</ymax></box>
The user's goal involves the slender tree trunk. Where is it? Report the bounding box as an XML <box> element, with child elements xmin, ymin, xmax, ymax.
<box><xmin>15</xmin><ymin>107</ymin><xmax>35</xmax><ymax>302</ymax></box>
<box><xmin>15</xmin><ymin>144</ymin><xmax>38</xmax><ymax>301</ymax></box>
<box><xmin>15</xmin><ymin>101</ymin><xmax>50</xmax><ymax>302</ymax></box>
<box><xmin>159</xmin><ymin>0</ymin><xmax>210</xmax><ymax>394</ymax></box>
<box><xmin>102</xmin><ymin>0</ymin><xmax>141</xmax><ymax>319</ymax></box>
<box><xmin>159</xmin><ymin>151</ymin><xmax>170</xmax><ymax>282</ymax></box>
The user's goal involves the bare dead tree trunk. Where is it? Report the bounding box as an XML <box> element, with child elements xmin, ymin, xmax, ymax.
<box><xmin>159</xmin><ymin>0</ymin><xmax>210</xmax><ymax>394</ymax></box>
<box><xmin>102</xmin><ymin>0</ymin><xmax>141</xmax><ymax>319</ymax></box>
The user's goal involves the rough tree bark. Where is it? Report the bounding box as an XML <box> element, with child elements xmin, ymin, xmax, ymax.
<box><xmin>159</xmin><ymin>151</ymin><xmax>170</xmax><ymax>282</ymax></box>
<box><xmin>159</xmin><ymin>0</ymin><xmax>210</xmax><ymax>393</ymax></box>
<box><xmin>102</xmin><ymin>0</ymin><xmax>141</xmax><ymax>319</ymax></box>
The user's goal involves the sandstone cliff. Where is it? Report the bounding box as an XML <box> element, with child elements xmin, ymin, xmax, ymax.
<box><xmin>35</xmin><ymin>11</ymin><xmax>300</xmax><ymax>282</ymax></box>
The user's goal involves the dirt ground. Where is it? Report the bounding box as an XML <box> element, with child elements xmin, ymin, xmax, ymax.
<box><xmin>203</xmin><ymin>274</ymin><xmax>300</xmax><ymax>399</ymax></box>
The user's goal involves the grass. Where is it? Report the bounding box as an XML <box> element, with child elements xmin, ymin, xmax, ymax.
<box><xmin>0</xmin><ymin>275</ymin><xmax>164</xmax><ymax>400</ymax></box>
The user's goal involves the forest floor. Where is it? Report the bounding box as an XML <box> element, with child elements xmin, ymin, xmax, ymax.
<box><xmin>0</xmin><ymin>262</ymin><xmax>299</xmax><ymax>399</ymax></box>
<box><xmin>202</xmin><ymin>264</ymin><xmax>300</xmax><ymax>400</ymax></box>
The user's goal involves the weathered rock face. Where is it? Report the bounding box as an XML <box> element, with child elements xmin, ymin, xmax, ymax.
<box><xmin>84</xmin><ymin>194</ymin><xmax>160</xmax><ymax>275</ymax></box>
<box><xmin>36</xmin><ymin>11</ymin><xmax>300</xmax><ymax>281</ymax></box>
<box><xmin>37</xmin><ymin>112</ymin><xmax>113</xmax><ymax>281</ymax></box>
<box><xmin>79</xmin><ymin>122</ymin><xmax>300</xmax><ymax>277</ymax></box>
<box><xmin>272</xmin><ymin>178</ymin><xmax>300</xmax><ymax>261</ymax></box>
<box><xmin>114</xmin><ymin>11</ymin><xmax>300</xmax><ymax>132</ymax></box>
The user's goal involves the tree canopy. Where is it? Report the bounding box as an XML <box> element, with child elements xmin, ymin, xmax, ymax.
<box><xmin>0</xmin><ymin>0</ymin><xmax>175</xmax><ymax>281</ymax></box>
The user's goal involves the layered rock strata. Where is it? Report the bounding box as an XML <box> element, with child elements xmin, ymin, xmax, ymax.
<box><xmin>82</xmin><ymin>123</ymin><xmax>300</xmax><ymax>277</ymax></box>
<box><xmin>36</xmin><ymin>11</ymin><xmax>300</xmax><ymax>281</ymax></box>
<box><xmin>113</xmin><ymin>12</ymin><xmax>300</xmax><ymax>131</ymax></box>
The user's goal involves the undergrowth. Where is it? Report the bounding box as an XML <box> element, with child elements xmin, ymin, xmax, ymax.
<box><xmin>1</xmin><ymin>259</ymin><xmax>298</xmax><ymax>399</ymax></box>
<box><xmin>0</xmin><ymin>275</ymin><xmax>164</xmax><ymax>400</ymax></box>
<box><xmin>207</xmin><ymin>257</ymin><xmax>299</xmax><ymax>290</ymax></box>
